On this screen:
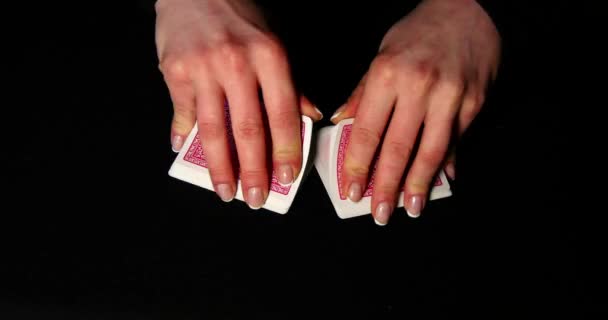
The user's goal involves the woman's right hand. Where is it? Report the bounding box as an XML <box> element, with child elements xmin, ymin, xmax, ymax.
<box><xmin>155</xmin><ymin>0</ymin><xmax>321</xmax><ymax>208</ymax></box>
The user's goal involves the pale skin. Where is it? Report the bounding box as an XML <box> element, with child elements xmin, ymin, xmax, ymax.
<box><xmin>155</xmin><ymin>0</ymin><xmax>501</xmax><ymax>223</ymax></box>
<box><xmin>155</xmin><ymin>0</ymin><xmax>322</xmax><ymax>209</ymax></box>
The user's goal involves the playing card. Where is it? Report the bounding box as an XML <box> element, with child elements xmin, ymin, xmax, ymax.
<box><xmin>169</xmin><ymin>112</ymin><xmax>313</xmax><ymax>214</ymax></box>
<box><xmin>315</xmin><ymin>118</ymin><xmax>452</xmax><ymax>219</ymax></box>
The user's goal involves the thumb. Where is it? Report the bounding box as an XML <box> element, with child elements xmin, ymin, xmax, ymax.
<box><xmin>299</xmin><ymin>95</ymin><xmax>324</xmax><ymax>122</ymax></box>
<box><xmin>330</xmin><ymin>73</ymin><xmax>367</xmax><ymax>124</ymax></box>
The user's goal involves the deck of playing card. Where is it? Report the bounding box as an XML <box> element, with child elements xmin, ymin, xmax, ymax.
<box><xmin>169</xmin><ymin>114</ymin><xmax>313</xmax><ymax>214</ymax></box>
<box><xmin>314</xmin><ymin>118</ymin><xmax>452</xmax><ymax>219</ymax></box>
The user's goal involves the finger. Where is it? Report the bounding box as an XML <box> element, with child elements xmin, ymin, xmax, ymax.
<box><xmin>299</xmin><ymin>95</ymin><xmax>323</xmax><ymax>122</ymax></box>
<box><xmin>458</xmin><ymin>82</ymin><xmax>485</xmax><ymax>136</ymax></box>
<box><xmin>193</xmin><ymin>76</ymin><xmax>237</xmax><ymax>202</ymax></box>
<box><xmin>444</xmin><ymin>82</ymin><xmax>484</xmax><ymax>180</ymax></box>
<box><xmin>223</xmin><ymin>72</ymin><xmax>269</xmax><ymax>210</ymax></box>
<box><xmin>331</xmin><ymin>73</ymin><xmax>367</xmax><ymax>124</ymax></box>
<box><xmin>253</xmin><ymin>43</ymin><xmax>302</xmax><ymax>186</ymax></box>
<box><xmin>169</xmin><ymin>86</ymin><xmax>197</xmax><ymax>152</ymax></box>
<box><xmin>342</xmin><ymin>58</ymin><xmax>397</xmax><ymax>203</ymax></box>
<box><xmin>159</xmin><ymin>58</ymin><xmax>196</xmax><ymax>152</ymax></box>
<box><xmin>370</xmin><ymin>93</ymin><xmax>426</xmax><ymax>225</ymax></box>
<box><xmin>443</xmin><ymin>149</ymin><xmax>456</xmax><ymax>180</ymax></box>
<box><xmin>403</xmin><ymin>81</ymin><xmax>463</xmax><ymax>218</ymax></box>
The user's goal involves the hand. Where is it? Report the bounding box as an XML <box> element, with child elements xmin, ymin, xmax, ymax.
<box><xmin>331</xmin><ymin>0</ymin><xmax>500</xmax><ymax>224</ymax></box>
<box><xmin>155</xmin><ymin>0</ymin><xmax>322</xmax><ymax>208</ymax></box>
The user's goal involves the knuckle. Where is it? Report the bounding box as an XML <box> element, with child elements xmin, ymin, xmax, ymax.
<box><xmin>251</xmin><ymin>35</ymin><xmax>286</xmax><ymax>62</ymax></box>
<box><xmin>269</xmin><ymin>108</ymin><xmax>298</xmax><ymax>131</ymax></box>
<box><xmin>384</xmin><ymin>140</ymin><xmax>412</xmax><ymax>158</ymax></box>
<box><xmin>209</xmin><ymin>167</ymin><xmax>234</xmax><ymax>180</ymax></box>
<box><xmin>346</xmin><ymin>163</ymin><xmax>370</xmax><ymax>178</ymax></box>
<box><xmin>460</xmin><ymin>100</ymin><xmax>479</xmax><ymax>122</ymax></box>
<box><xmin>418</xmin><ymin>148</ymin><xmax>444</xmax><ymax>166</ymax></box>
<box><xmin>172</xmin><ymin>118</ymin><xmax>194</xmax><ymax>134</ymax></box>
<box><xmin>442</xmin><ymin>77</ymin><xmax>465</xmax><ymax>99</ymax></box>
<box><xmin>376</xmin><ymin>155</ymin><xmax>407</xmax><ymax>182</ymax></box>
<box><xmin>190</xmin><ymin>46</ymin><xmax>211</xmax><ymax>64</ymax></box>
<box><xmin>371</xmin><ymin>54</ymin><xmax>398</xmax><ymax>87</ymax></box>
<box><xmin>198</xmin><ymin>120</ymin><xmax>225</xmax><ymax>140</ymax></box>
<box><xmin>239</xmin><ymin>168</ymin><xmax>267</xmax><ymax>182</ymax></box>
<box><xmin>173</xmin><ymin>103</ymin><xmax>194</xmax><ymax>115</ymax></box>
<box><xmin>160</xmin><ymin>55</ymin><xmax>190</xmax><ymax>83</ymax></box>
<box><xmin>218</xmin><ymin>42</ymin><xmax>248</xmax><ymax>73</ymax></box>
<box><xmin>235</xmin><ymin>119</ymin><xmax>264</xmax><ymax>139</ymax></box>
<box><xmin>352</xmin><ymin>126</ymin><xmax>382</xmax><ymax>147</ymax></box>
<box><xmin>273</xmin><ymin>145</ymin><xmax>300</xmax><ymax>161</ymax></box>
<box><xmin>413</xmin><ymin>60</ymin><xmax>439</xmax><ymax>81</ymax></box>
<box><xmin>430</xmin><ymin>111</ymin><xmax>456</xmax><ymax>125</ymax></box>
<box><xmin>406</xmin><ymin>60</ymin><xmax>439</xmax><ymax>90</ymax></box>
<box><xmin>373</xmin><ymin>184</ymin><xmax>399</xmax><ymax>197</ymax></box>
<box><xmin>406</xmin><ymin>180</ymin><xmax>429</xmax><ymax>194</ymax></box>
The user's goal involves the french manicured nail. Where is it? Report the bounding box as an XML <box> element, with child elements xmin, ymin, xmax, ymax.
<box><xmin>331</xmin><ymin>104</ymin><xmax>346</xmax><ymax>121</ymax></box>
<box><xmin>314</xmin><ymin>107</ymin><xmax>324</xmax><ymax>120</ymax></box>
<box><xmin>406</xmin><ymin>195</ymin><xmax>424</xmax><ymax>218</ymax></box>
<box><xmin>348</xmin><ymin>182</ymin><xmax>362</xmax><ymax>202</ymax></box>
<box><xmin>374</xmin><ymin>202</ymin><xmax>392</xmax><ymax>226</ymax></box>
<box><xmin>171</xmin><ymin>135</ymin><xmax>184</xmax><ymax>152</ymax></box>
<box><xmin>277</xmin><ymin>164</ymin><xmax>294</xmax><ymax>186</ymax></box>
<box><xmin>247</xmin><ymin>187</ymin><xmax>264</xmax><ymax>209</ymax></box>
<box><xmin>215</xmin><ymin>184</ymin><xmax>234</xmax><ymax>202</ymax></box>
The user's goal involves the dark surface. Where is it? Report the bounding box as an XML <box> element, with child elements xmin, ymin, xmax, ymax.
<box><xmin>2</xmin><ymin>1</ymin><xmax>586</xmax><ymax>318</ymax></box>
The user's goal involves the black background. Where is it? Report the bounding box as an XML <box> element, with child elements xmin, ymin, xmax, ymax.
<box><xmin>2</xmin><ymin>1</ymin><xmax>592</xmax><ymax>318</ymax></box>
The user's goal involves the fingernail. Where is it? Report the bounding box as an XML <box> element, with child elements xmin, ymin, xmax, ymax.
<box><xmin>374</xmin><ymin>202</ymin><xmax>392</xmax><ymax>226</ymax></box>
<box><xmin>330</xmin><ymin>111</ymin><xmax>342</xmax><ymax>121</ymax></box>
<box><xmin>348</xmin><ymin>182</ymin><xmax>362</xmax><ymax>202</ymax></box>
<box><xmin>406</xmin><ymin>195</ymin><xmax>424</xmax><ymax>218</ymax></box>
<box><xmin>330</xmin><ymin>104</ymin><xmax>345</xmax><ymax>121</ymax></box>
<box><xmin>277</xmin><ymin>164</ymin><xmax>294</xmax><ymax>186</ymax></box>
<box><xmin>215</xmin><ymin>184</ymin><xmax>234</xmax><ymax>202</ymax></box>
<box><xmin>171</xmin><ymin>135</ymin><xmax>184</xmax><ymax>153</ymax></box>
<box><xmin>314</xmin><ymin>107</ymin><xmax>324</xmax><ymax>120</ymax></box>
<box><xmin>247</xmin><ymin>187</ymin><xmax>264</xmax><ymax>209</ymax></box>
